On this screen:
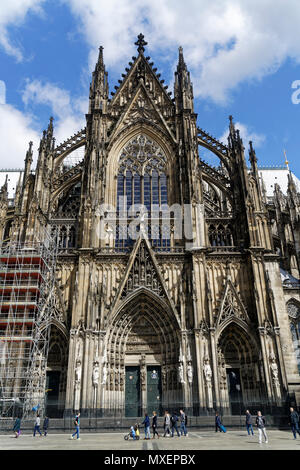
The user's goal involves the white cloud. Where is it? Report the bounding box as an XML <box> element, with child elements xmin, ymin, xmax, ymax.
<box><xmin>0</xmin><ymin>103</ymin><xmax>40</xmax><ymax>167</ymax></box>
<box><xmin>22</xmin><ymin>79</ymin><xmax>87</xmax><ymax>146</ymax></box>
<box><xmin>0</xmin><ymin>0</ymin><xmax>45</xmax><ymax>61</ymax></box>
<box><xmin>0</xmin><ymin>79</ymin><xmax>88</xmax><ymax>169</ymax></box>
<box><xmin>63</xmin><ymin>0</ymin><xmax>300</xmax><ymax>103</ymax></box>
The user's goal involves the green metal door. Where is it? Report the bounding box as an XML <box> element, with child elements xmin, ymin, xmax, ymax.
<box><xmin>147</xmin><ymin>366</ymin><xmax>162</xmax><ymax>416</ymax></box>
<box><xmin>125</xmin><ymin>366</ymin><xmax>141</xmax><ymax>417</ymax></box>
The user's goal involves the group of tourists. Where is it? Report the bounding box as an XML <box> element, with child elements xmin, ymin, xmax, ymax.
<box><xmin>12</xmin><ymin>406</ymin><xmax>300</xmax><ymax>444</ymax></box>
<box><xmin>215</xmin><ymin>407</ymin><xmax>300</xmax><ymax>444</ymax></box>
<box><xmin>140</xmin><ymin>409</ymin><xmax>188</xmax><ymax>440</ymax></box>
<box><xmin>13</xmin><ymin>413</ymin><xmax>49</xmax><ymax>438</ymax></box>
<box><xmin>215</xmin><ymin>410</ymin><xmax>268</xmax><ymax>443</ymax></box>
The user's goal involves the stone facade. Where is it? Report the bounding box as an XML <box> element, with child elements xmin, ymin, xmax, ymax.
<box><xmin>1</xmin><ymin>35</ymin><xmax>300</xmax><ymax>417</ymax></box>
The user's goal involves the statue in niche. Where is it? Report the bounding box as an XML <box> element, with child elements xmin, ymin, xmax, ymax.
<box><xmin>178</xmin><ymin>362</ymin><xmax>185</xmax><ymax>384</ymax></box>
<box><xmin>203</xmin><ymin>356</ymin><xmax>212</xmax><ymax>387</ymax></box>
<box><xmin>269</xmin><ymin>354</ymin><xmax>279</xmax><ymax>384</ymax></box>
<box><xmin>75</xmin><ymin>359</ymin><xmax>82</xmax><ymax>390</ymax></box>
<box><xmin>101</xmin><ymin>362</ymin><xmax>108</xmax><ymax>385</ymax></box>
<box><xmin>92</xmin><ymin>361</ymin><xmax>100</xmax><ymax>388</ymax></box>
<box><xmin>187</xmin><ymin>362</ymin><xmax>193</xmax><ymax>384</ymax></box>
<box><xmin>161</xmin><ymin>366</ymin><xmax>167</xmax><ymax>387</ymax></box>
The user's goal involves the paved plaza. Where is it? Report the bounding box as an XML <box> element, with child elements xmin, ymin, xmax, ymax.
<box><xmin>1</xmin><ymin>429</ymin><xmax>300</xmax><ymax>451</ymax></box>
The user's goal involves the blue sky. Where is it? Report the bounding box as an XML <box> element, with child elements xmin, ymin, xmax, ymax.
<box><xmin>1</xmin><ymin>0</ymin><xmax>300</xmax><ymax>176</ymax></box>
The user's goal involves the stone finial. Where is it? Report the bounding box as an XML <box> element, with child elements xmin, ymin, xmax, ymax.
<box><xmin>135</xmin><ymin>33</ymin><xmax>147</xmax><ymax>54</ymax></box>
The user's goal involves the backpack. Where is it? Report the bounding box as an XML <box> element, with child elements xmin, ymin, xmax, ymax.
<box><xmin>171</xmin><ymin>415</ymin><xmax>178</xmax><ymax>424</ymax></box>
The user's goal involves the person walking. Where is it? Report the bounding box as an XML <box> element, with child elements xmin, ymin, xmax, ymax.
<box><xmin>142</xmin><ymin>413</ymin><xmax>151</xmax><ymax>440</ymax></box>
<box><xmin>215</xmin><ymin>412</ymin><xmax>226</xmax><ymax>432</ymax></box>
<box><xmin>71</xmin><ymin>412</ymin><xmax>81</xmax><ymax>440</ymax></box>
<box><xmin>163</xmin><ymin>411</ymin><xmax>171</xmax><ymax>437</ymax></box>
<box><xmin>245</xmin><ymin>410</ymin><xmax>254</xmax><ymax>436</ymax></box>
<box><xmin>179</xmin><ymin>409</ymin><xmax>187</xmax><ymax>436</ymax></box>
<box><xmin>256</xmin><ymin>411</ymin><xmax>268</xmax><ymax>444</ymax></box>
<box><xmin>33</xmin><ymin>413</ymin><xmax>42</xmax><ymax>437</ymax></box>
<box><xmin>13</xmin><ymin>417</ymin><xmax>21</xmax><ymax>438</ymax></box>
<box><xmin>171</xmin><ymin>412</ymin><xmax>180</xmax><ymax>437</ymax></box>
<box><xmin>43</xmin><ymin>416</ymin><xmax>49</xmax><ymax>437</ymax></box>
<box><xmin>289</xmin><ymin>407</ymin><xmax>300</xmax><ymax>439</ymax></box>
<box><xmin>152</xmin><ymin>411</ymin><xmax>159</xmax><ymax>439</ymax></box>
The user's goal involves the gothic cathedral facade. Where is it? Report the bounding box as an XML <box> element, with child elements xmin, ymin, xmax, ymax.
<box><xmin>1</xmin><ymin>35</ymin><xmax>300</xmax><ymax>418</ymax></box>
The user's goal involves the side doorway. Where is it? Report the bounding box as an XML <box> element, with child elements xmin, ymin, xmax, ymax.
<box><xmin>226</xmin><ymin>368</ymin><xmax>243</xmax><ymax>415</ymax></box>
<box><xmin>46</xmin><ymin>371</ymin><xmax>61</xmax><ymax>417</ymax></box>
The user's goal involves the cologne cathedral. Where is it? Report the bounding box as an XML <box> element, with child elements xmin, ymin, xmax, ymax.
<box><xmin>0</xmin><ymin>34</ymin><xmax>300</xmax><ymax>420</ymax></box>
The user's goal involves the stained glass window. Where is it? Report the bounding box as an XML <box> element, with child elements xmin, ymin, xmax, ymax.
<box><xmin>116</xmin><ymin>135</ymin><xmax>169</xmax><ymax>249</ymax></box>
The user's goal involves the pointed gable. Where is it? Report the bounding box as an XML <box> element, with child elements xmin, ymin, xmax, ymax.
<box><xmin>110</xmin><ymin>234</ymin><xmax>179</xmax><ymax>324</ymax></box>
<box><xmin>109</xmin><ymin>80</ymin><xmax>176</xmax><ymax>143</ymax></box>
<box><xmin>107</xmin><ymin>35</ymin><xmax>175</xmax><ymax>137</ymax></box>
<box><xmin>217</xmin><ymin>279</ymin><xmax>249</xmax><ymax>328</ymax></box>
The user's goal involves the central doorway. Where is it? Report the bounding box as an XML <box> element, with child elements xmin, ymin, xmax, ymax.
<box><xmin>147</xmin><ymin>366</ymin><xmax>162</xmax><ymax>415</ymax></box>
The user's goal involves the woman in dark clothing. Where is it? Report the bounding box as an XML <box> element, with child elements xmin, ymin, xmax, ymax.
<box><xmin>215</xmin><ymin>412</ymin><xmax>226</xmax><ymax>432</ymax></box>
<box><xmin>43</xmin><ymin>416</ymin><xmax>49</xmax><ymax>436</ymax></box>
<box><xmin>152</xmin><ymin>411</ymin><xmax>159</xmax><ymax>439</ymax></box>
<box><xmin>142</xmin><ymin>413</ymin><xmax>151</xmax><ymax>440</ymax></box>
<box><xmin>13</xmin><ymin>417</ymin><xmax>21</xmax><ymax>438</ymax></box>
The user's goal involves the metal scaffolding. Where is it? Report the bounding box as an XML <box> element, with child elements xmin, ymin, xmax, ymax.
<box><xmin>0</xmin><ymin>230</ymin><xmax>57</xmax><ymax>418</ymax></box>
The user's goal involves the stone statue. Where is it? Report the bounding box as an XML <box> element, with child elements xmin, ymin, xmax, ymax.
<box><xmin>162</xmin><ymin>366</ymin><xmax>167</xmax><ymax>387</ymax></box>
<box><xmin>269</xmin><ymin>354</ymin><xmax>281</xmax><ymax>404</ymax></box>
<box><xmin>101</xmin><ymin>362</ymin><xmax>108</xmax><ymax>385</ymax></box>
<box><xmin>187</xmin><ymin>362</ymin><xmax>193</xmax><ymax>384</ymax></box>
<box><xmin>203</xmin><ymin>356</ymin><xmax>212</xmax><ymax>386</ymax></box>
<box><xmin>178</xmin><ymin>362</ymin><xmax>185</xmax><ymax>384</ymax></box>
<box><xmin>75</xmin><ymin>359</ymin><xmax>82</xmax><ymax>389</ymax></box>
<box><xmin>92</xmin><ymin>361</ymin><xmax>100</xmax><ymax>387</ymax></box>
<box><xmin>269</xmin><ymin>355</ymin><xmax>279</xmax><ymax>384</ymax></box>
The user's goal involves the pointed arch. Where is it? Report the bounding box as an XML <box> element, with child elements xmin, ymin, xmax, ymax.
<box><xmin>106</xmin><ymin>126</ymin><xmax>175</xmax><ymax>208</ymax></box>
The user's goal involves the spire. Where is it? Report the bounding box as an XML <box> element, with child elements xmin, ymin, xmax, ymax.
<box><xmin>229</xmin><ymin>115</ymin><xmax>236</xmax><ymax>138</ymax></box>
<box><xmin>46</xmin><ymin>116</ymin><xmax>54</xmax><ymax>149</ymax></box>
<box><xmin>97</xmin><ymin>45</ymin><xmax>104</xmax><ymax>68</ymax></box>
<box><xmin>174</xmin><ymin>46</ymin><xmax>194</xmax><ymax>112</ymax></box>
<box><xmin>135</xmin><ymin>33</ymin><xmax>147</xmax><ymax>54</ymax></box>
<box><xmin>24</xmin><ymin>141</ymin><xmax>33</xmax><ymax>186</ymax></box>
<box><xmin>228</xmin><ymin>115</ymin><xmax>240</xmax><ymax>150</ymax></box>
<box><xmin>249</xmin><ymin>140</ymin><xmax>257</xmax><ymax>169</ymax></box>
<box><xmin>177</xmin><ymin>46</ymin><xmax>186</xmax><ymax>72</ymax></box>
<box><xmin>0</xmin><ymin>174</ymin><xmax>8</xmax><ymax>202</ymax></box>
<box><xmin>25</xmin><ymin>141</ymin><xmax>33</xmax><ymax>166</ymax></box>
<box><xmin>284</xmin><ymin>149</ymin><xmax>290</xmax><ymax>171</ymax></box>
<box><xmin>90</xmin><ymin>45</ymin><xmax>109</xmax><ymax>112</ymax></box>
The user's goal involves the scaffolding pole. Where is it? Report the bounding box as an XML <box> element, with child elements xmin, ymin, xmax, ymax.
<box><xmin>0</xmin><ymin>226</ymin><xmax>57</xmax><ymax>418</ymax></box>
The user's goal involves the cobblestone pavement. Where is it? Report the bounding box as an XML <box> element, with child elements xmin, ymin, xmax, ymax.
<box><xmin>0</xmin><ymin>430</ymin><xmax>300</xmax><ymax>450</ymax></box>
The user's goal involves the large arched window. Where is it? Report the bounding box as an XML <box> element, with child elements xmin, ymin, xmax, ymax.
<box><xmin>116</xmin><ymin>134</ymin><xmax>169</xmax><ymax>249</ymax></box>
<box><xmin>287</xmin><ymin>301</ymin><xmax>300</xmax><ymax>374</ymax></box>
